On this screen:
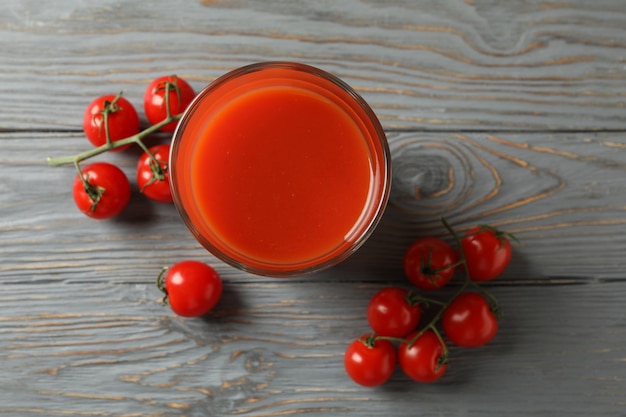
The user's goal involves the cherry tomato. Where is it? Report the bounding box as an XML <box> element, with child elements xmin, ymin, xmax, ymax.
<box><xmin>442</xmin><ymin>292</ymin><xmax>498</xmax><ymax>348</ymax></box>
<box><xmin>159</xmin><ymin>260</ymin><xmax>223</xmax><ymax>318</ymax></box>
<box><xmin>344</xmin><ymin>334</ymin><xmax>397</xmax><ymax>387</ymax></box>
<box><xmin>83</xmin><ymin>94</ymin><xmax>140</xmax><ymax>151</ymax></box>
<box><xmin>72</xmin><ymin>162</ymin><xmax>131</xmax><ymax>219</ymax></box>
<box><xmin>403</xmin><ymin>237</ymin><xmax>458</xmax><ymax>290</ymax></box>
<box><xmin>398</xmin><ymin>329</ymin><xmax>448</xmax><ymax>383</ymax></box>
<box><xmin>137</xmin><ymin>144</ymin><xmax>172</xmax><ymax>203</ymax></box>
<box><xmin>367</xmin><ymin>287</ymin><xmax>421</xmax><ymax>338</ymax></box>
<box><xmin>144</xmin><ymin>75</ymin><xmax>195</xmax><ymax>132</ymax></box>
<box><xmin>461</xmin><ymin>226</ymin><xmax>512</xmax><ymax>281</ymax></box>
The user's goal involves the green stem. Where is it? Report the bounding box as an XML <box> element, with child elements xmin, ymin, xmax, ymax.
<box><xmin>48</xmin><ymin>78</ymin><xmax>186</xmax><ymax>168</ymax></box>
<box><xmin>141</xmin><ymin>80</ymin><xmax>174</xmax><ymax>177</ymax></box>
<box><xmin>404</xmin><ymin>278</ymin><xmax>470</xmax><ymax>347</ymax></box>
<box><xmin>468</xmin><ymin>279</ymin><xmax>502</xmax><ymax>318</ymax></box>
<box><xmin>431</xmin><ymin>259</ymin><xmax>464</xmax><ymax>273</ymax></box>
<box><xmin>156</xmin><ymin>266</ymin><xmax>169</xmax><ymax>304</ymax></box>
<box><xmin>441</xmin><ymin>216</ymin><xmax>501</xmax><ymax>310</ymax></box>
<box><xmin>101</xmin><ymin>93</ymin><xmax>123</xmax><ymax>147</ymax></box>
<box><xmin>373</xmin><ymin>334</ymin><xmax>410</xmax><ymax>345</ymax></box>
<box><xmin>74</xmin><ymin>159</ymin><xmax>104</xmax><ymax>213</ymax></box>
<box><xmin>441</xmin><ymin>217</ymin><xmax>469</xmax><ymax>279</ymax></box>
<box><xmin>375</xmin><ymin>217</ymin><xmax>502</xmax><ymax>348</ymax></box>
<box><xmin>407</xmin><ymin>291</ymin><xmax>447</xmax><ymax>307</ymax></box>
<box><xmin>135</xmin><ymin>138</ymin><xmax>153</xmax><ymax>155</ymax></box>
<box><xmin>163</xmin><ymin>79</ymin><xmax>175</xmax><ymax>119</ymax></box>
<box><xmin>73</xmin><ymin>159</ymin><xmax>86</xmax><ymax>181</ymax></box>
<box><xmin>431</xmin><ymin>326</ymin><xmax>449</xmax><ymax>368</ymax></box>
<box><xmin>46</xmin><ymin>113</ymin><xmax>180</xmax><ymax>167</ymax></box>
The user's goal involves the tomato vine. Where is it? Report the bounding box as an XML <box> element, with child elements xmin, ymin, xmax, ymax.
<box><xmin>344</xmin><ymin>217</ymin><xmax>515</xmax><ymax>386</ymax></box>
<box><xmin>47</xmin><ymin>76</ymin><xmax>193</xmax><ymax>217</ymax></box>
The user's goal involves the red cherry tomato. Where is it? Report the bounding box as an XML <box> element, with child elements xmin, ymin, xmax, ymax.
<box><xmin>344</xmin><ymin>334</ymin><xmax>397</xmax><ymax>387</ymax></box>
<box><xmin>461</xmin><ymin>226</ymin><xmax>512</xmax><ymax>281</ymax></box>
<box><xmin>72</xmin><ymin>162</ymin><xmax>131</xmax><ymax>219</ymax></box>
<box><xmin>403</xmin><ymin>237</ymin><xmax>458</xmax><ymax>290</ymax></box>
<box><xmin>367</xmin><ymin>287</ymin><xmax>421</xmax><ymax>338</ymax></box>
<box><xmin>83</xmin><ymin>94</ymin><xmax>140</xmax><ymax>151</ymax></box>
<box><xmin>398</xmin><ymin>329</ymin><xmax>448</xmax><ymax>383</ymax></box>
<box><xmin>442</xmin><ymin>292</ymin><xmax>498</xmax><ymax>347</ymax></box>
<box><xmin>137</xmin><ymin>144</ymin><xmax>172</xmax><ymax>203</ymax></box>
<box><xmin>143</xmin><ymin>75</ymin><xmax>195</xmax><ymax>132</ymax></box>
<box><xmin>160</xmin><ymin>260</ymin><xmax>223</xmax><ymax>318</ymax></box>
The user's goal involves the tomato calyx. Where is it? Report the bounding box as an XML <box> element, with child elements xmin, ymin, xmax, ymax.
<box><xmin>74</xmin><ymin>162</ymin><xmax>105</xmax><ymax>214</ymax></box>
<box><xmin>427</xmin><ymin>327</ymin><xmax>449</xmax><ymax>371</ymax></box>
<box><xmin>418</xmin><ymin>248</ymin><xmax>458</xmax><ymax>286</ymax></box>
<box><xmin>156</xmin><ymin>266</ymin><xmax>169</xmax><ymax>304</ymax></box>
<box><xmin>153</xmin><ymin>77</ymin><xmax>184</xmax><ymax>115</ymax></box>
<box><xmin>95</xmin><ymin>92</ymin><xmax>124</xmax><ymax>148</ymax></box>
<box><xmin>138</xmin><ymin>146</ymin><xmax>168</xmax><ymax>192</ymax></box>
<box><xmin>487</xmin><ymin>296</ymin><xmax>503</xmax><ymax>319</ymax></box>
<box><xmin>360</xmin><ymin>333</ymin><xmax>379</xmax><ymax>348</ymax></box>
<box><xmin>142</xmin><ymin>157</ymin><xmax>167</xmax><ymax>191</ymax></box>
<box><xmin>436</xmin><ymin>352</ymin><xmax>448</xmax><ymax>370</ymax></box>
<box><xmin>470</xmin><ymin>224</ymin><xmax>519</xmax><ymax>250</ymax></box>
<box><xmin>83</xmin><ymin>179</ymin><xmax>105</xmax><ymax>214</ymax></box>
<box><xmin>345</xmin><ymin>334</ymin><xmax>397</xmax><ymax>387</ymax></box>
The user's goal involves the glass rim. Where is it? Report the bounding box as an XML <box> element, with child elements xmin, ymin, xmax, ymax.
<box><xmin>170</xmin><ymin>61</ymin><xmax>392</xmax><ymax>277</ymax></box>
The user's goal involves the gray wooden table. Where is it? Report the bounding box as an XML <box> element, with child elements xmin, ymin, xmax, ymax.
<box><xmin>1</xmin><ymin>1</ymin><xmax>625</xmax><ymax>416</ymax></box>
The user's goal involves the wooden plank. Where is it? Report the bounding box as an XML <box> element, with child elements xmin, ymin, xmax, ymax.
<box><xmin>2</xmin><ymin>1</ymin><xmax>626</xmax><ymax>415</ymax></box>
<box><xmin>0</xmin><ymin>279</ymin><xmax>624</xmax><ymax>416</ymax></box>
<box><xmin>1</xmin><ymin>0</ymin><xmax>625</xmax><ymax>131</ymax></box>
<box><xmin>2</xmin><ymin>130</ymin><xmax>626</xmax><ymax>284</ymax></box>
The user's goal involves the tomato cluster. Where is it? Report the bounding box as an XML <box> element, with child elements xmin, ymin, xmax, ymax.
<box><xmin>344</xmin><ymin>221</ymin><xmax>514</xmax><ymax>387</ymax></box>
<box><xmin>69</xmin><ymin>75</ymin><xmax>196</xmax><ymax>219</ymax></box>
<box><xmin>48</xmin><ymin>75</ymin><xmax>223</xmax><ymax>318</ymax></box>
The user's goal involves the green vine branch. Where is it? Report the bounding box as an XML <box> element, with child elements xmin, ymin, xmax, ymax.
<box><xmin>47</xmin><ymin>80</ymin><xmax>181</xmax><ymax>168</ymax></box>
<box><xmin>372</xmin><ymin>217</ymin><xmax>501</xmax><ymax>356</ymax></box>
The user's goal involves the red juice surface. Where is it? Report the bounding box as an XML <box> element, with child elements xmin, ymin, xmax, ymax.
<box><xmin>171</xmin><ymin>63</ymin><xmax>390</xmax><ymax>275</ymax></box>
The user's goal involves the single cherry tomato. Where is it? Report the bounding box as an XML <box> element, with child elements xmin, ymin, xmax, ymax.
<box><xmin>442</xmin><ymin>292</ymin><xmax>498</xmax><ymax>348</ymax></box>
<box><xmin>137</xmin><ymin>144</ymin><xmax>172</xmax><ymax>203</ymax></box>
<box><xmin>461</xmin><ymin>226</ymin><xmax>513</xmax><ymax>281</ymax></box>
<box><xmin>83</xmin><ymin>94</ymin><xmax>140</xmax><ymax>151</ymax></box>
<box><xmin>367</xmin><ymin>287</ymin><xmax>421</xmax><ymax>338</ymax></box>
<box><xmin>143</xmin><ymin>75</ymin><xmax>196</xmax><ymax>132</ymax></box>
<box><xmin>344</xmin><ymin>334</ymin><xmax>397</xmax><ymax>387</ymax></box>
<box><xmin>72</xmin><ymin>162</ymin><xmax>131</xmax><ymax>219</ymax></box>
<box><xmin>159</xmin><ymin>260</ymin><xmax>223</xmax><ymax>318</ymax></box>
<box><xmin>398</xmin><ymin>329</ymin><xmax>448</xmax><ymax>383</ymax></box>
<box><xmin>403</xmin><ymin>237</ymin><xmax>458</xmax><ymax>290</ymax></box>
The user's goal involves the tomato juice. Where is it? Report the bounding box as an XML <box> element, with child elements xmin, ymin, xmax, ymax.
<box><xmin>170</xmin><ymin>62</ymin><xmax>391</xmax><ymax>276</ymax></box>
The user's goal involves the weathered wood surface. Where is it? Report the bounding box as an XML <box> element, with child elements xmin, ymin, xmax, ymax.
<box><xmin>1</xmin><ymin>0</ymin><xmax>626</xmax><ymax>131</ymax></box>
<box><xmin>1</xmin><ymin>1</ymin><xmax>626</xmax><ymax>416</ymax></box>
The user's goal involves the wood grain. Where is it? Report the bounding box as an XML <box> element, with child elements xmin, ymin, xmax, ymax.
<box><xmin>3</xmin><ymin>131</ymin><xmax>626</xmax><ymax>284</ymax></box>
<box><xmin>0</xmin><ymin>0</ymin><xmax>625</xmax><ymax>131</ymax></box>
<box><xmin>1</xmin><ymin>0</ymin><xmax>626</xmax><ymax>416</ymax></box>
<box><xmin>0</xmin><ymin>280</ymin><xmax>624</xmax><ymax>416</ymax></box>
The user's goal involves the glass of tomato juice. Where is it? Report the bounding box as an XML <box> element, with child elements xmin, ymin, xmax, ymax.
<box><xmin>170</xmin><ymin>62</ymin><xmax>391</xmax><ymax>277</ymax></box>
